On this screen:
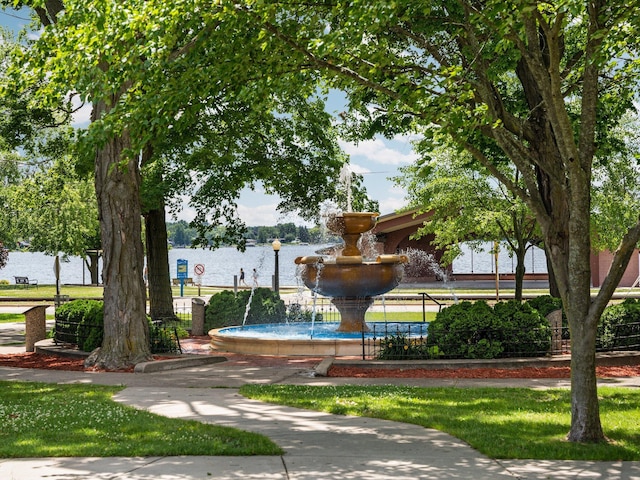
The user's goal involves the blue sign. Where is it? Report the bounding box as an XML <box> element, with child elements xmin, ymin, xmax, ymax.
<box><xmin>177</xmin><ymin>259</ymin><xmax>188</xmax><ymax>279</ymax></box>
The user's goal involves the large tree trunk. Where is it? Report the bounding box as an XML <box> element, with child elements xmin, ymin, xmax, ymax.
<box><xmin>512</xmin><ymin>49</ymin><xmax>604</xmax><ymax>442</ymax></box>
<box><xmin>85</xmin><ymin>101</ymin><xmax>152</xmax><ymax>369</ymax></box>
<box><xmin>567</xmin><ymin>310</ymin><xmax>602</xmax><ymax>442</ymax></box>
<box><xmin>145</xmin><ymin>204</ymin><xmax>177</xmax><ymax>322</ymax></box>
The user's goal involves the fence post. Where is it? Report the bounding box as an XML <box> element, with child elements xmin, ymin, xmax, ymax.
<box><xmin>24</xmin><ymin>305</ymin><xmax>48</xmax><ymax>352</ymax></box>
<box><xmin>547</xmin><ymin>309</ymin><xmax>563</xmax><ymax>355</ymax></box>
<box><xmin>191</xmin><ymin>298</ymin><xmax>206</xmax><ymax>336</ymax></box>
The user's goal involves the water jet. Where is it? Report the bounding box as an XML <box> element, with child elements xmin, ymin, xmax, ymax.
<box><xmin>210</xmin><ymin>211</ymin><xmax>409</xmax><ymax>355</ymax></box>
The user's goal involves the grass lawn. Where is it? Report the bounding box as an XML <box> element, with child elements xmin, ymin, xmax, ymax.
<box><xmin>240</xmin><ymin>384</ymin><xmax>640</xmax><ymax>461</ymax></box>
<box><xmin>0</xmin><ymin>381</ymin><xmax>283</xmax><ymax>458</ymax></box>
<box><xmin>0</xmin><ymin>284</ymin><xmax>244</xmax><ymax>300</ymax></box>
<box><xmin>0</xmin><ymin>284</ymin><xmax>104</xmax><ymax>299</ymax></box>
<box><xmin>366</xmin><ymin>311</ymin><xmax>436</xmax><ymax>322</ymax></box>
<box><xmin>0</xmin><ymin>313</ymin><xmax>27</xmax><ymax>323</ymax></box>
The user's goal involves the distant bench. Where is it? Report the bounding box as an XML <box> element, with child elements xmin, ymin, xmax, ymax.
<box><xmin>14</xmin><ymin>276</ymin><xmax>38</xmax><ymax>288</ymax></box>
<box><xmin>172</xmin><ymin>277</ymin><xmax>195</xmax><ymax>286</ymax></box>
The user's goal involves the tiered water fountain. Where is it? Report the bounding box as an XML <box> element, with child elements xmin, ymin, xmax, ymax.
<box><xmin>209</xmin><ymin>211</ymin><xmax>409</xmax><ymax>356</ymax></box>
<box><xmin>295</xmin><ymin>212</ymin><xmax>408</xmax><ymax>332</ymax></box>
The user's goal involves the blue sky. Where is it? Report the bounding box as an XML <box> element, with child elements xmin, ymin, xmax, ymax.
<box><xmin>1</xmin><ymin>7</ymin><xmax>415</xmax><ymax>226</ymax></box>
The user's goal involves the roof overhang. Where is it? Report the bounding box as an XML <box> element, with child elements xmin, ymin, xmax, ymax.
<box><xmin>373</xmin><ymin>208</ymin><xmax>433</xmax><ymax>235</ymax></box>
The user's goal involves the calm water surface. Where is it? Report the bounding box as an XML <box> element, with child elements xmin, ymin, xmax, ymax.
<box><xmin>0</xmin><ymin>242</ymin><xmax>547</xmax><ymax>286</ymax></box>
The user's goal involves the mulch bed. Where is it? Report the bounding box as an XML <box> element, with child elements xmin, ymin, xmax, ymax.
<box><xmin>1</xmin><ymin>352</ymin><xmax>640</xmax><ymax>378</ymax></box>
<box><xmin>327</xmin><ymin>364</ymin><xmax>640</xmax><ymax>379</ymax></box>
<box><xmin>1</xmin><ymin>336</ymin><xmax>640</xmax><ymax>378</ymax></box>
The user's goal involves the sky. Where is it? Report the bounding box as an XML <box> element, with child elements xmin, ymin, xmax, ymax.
<box><xmin>1</xmin><ymin>8</ymin><xmax>417</xmax><ymax>227</ymax></box>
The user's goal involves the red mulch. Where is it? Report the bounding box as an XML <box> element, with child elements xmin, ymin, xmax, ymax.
<box><xmin>327</xmin><ymin>364</ymin><xmax>640</xmax><ymax>379</ymax></box>
<box><xmin>1</xmin><ymin>336</ymin><xmax>640</xmax><ymax>378</ymax></box>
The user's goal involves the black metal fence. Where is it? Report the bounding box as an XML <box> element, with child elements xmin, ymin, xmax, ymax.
<box><xmin>54</xmin><ymin>298</ymin><xmax>640</xmax><ymax>361</ymax></box>
<box><xmin>53</xmin><ymin>318</ymin><xmax>184</xmax><ymax>354</ymax></box>
<box><xmin>361</xmin><ymin>322</ymin><xmax>640</xmax><ymax>360</ymax></box>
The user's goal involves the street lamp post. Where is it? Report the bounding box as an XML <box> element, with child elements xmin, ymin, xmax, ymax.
<box><xmin>272</xmin><ymin>238</ymin><xmax>281</xmax><ymax>293</ymax></box>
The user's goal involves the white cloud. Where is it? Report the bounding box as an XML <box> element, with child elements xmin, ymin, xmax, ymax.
<box><xmin>379</xmin><ymin>195</ymin><xmax>408</xmax><ymax>214</ymax></box>
<box><xmin>238</xmin><ymin>201</ymin><xmax>280</xmax><ymax>226</ymax></box>
<box><xmin>347</xmin><ymin>163</ymin><xmax>371</xmax><ymax>175</ymax></box>
<box><xmin>339</xmin><ymin>137</ymin><xmax>418</xmax><ymax>166</ymax></box>
<box><xmin>70</xmin><ymin>95</ymin><xmax>92</xmax><ymax>127</ymax></box>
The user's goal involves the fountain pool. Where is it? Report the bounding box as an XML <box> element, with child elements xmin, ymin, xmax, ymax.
<box><xmin>209</xmin><ymin>210</ymin><xmax>411</xmax><ymax>356</ymax></box>
<box><xmin>210</xmin><ymin>322</ymin><xmax>428</xmax><ymax>356</ymax></box>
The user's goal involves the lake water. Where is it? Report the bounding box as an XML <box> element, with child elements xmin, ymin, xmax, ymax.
<box><xmin>0</xmin><ymin>242</ymin><xmax>547</xmax><ymax>286</ymax></box>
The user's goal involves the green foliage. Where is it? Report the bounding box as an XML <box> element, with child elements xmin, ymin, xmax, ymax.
<box><xmin>526</xmin><ymin>295</ymin><xmax>564</xmax><ymax>318</ymax></box>
<box><xmin>205</xmin><ymin>290</ymin><xmax>244</xmax><ymax>330</ymax></box>
<box><xmin>377</xmin><ymin>333</ymin><xmax>441</xmax><ymax>360</ymax></box>
<box><xmin>427</xmin><ymin>301</ymin><xmax>502</xmax><ymax>359</ymax></box>
<box><xmin>591</xmin><ymin>112</ymin><xmax>640</xmax><ymax>252</ymax></box>
<box><xmin>427</xmin><ymin>300</ymin><xmax>551</xmax><ymax>359</ymax></box>
<box><xmin>396</xmin><ymin>146</ymin><xmax>539</xmax><ymax>268</ymax></box>
<box><xmin>54</xmin><ymin>299</ymin><xmax>103</xmax><ymax>350</ymax></box>
<box><xmin>493</xmin><ymin>300</ymin><xmax>551</xmax><ymax>357</ymax></box>
<box><xmin>598</xmin><ymin>299</ymin><xmax>640</xmax><ymax>351</ymax></box>
<box><xmin>286</xmin><ymin>303</ymin><xmax>323</xmax><ymax>323</ymax></box>
<box><xmin>149</xmin><ymin>322</ymin><xmax>182</xmax><ymax>354</ymax></box>
<box><xmin>55</xmin><ymin>299</ymin><xmax>181</xmax><ymax>353</ymax></box>
<box><xmin>205</xmin><ymin>288</ymin><xmax>286</xmax><ymax>330</ymax></box>
<box><xmin>76</xmin><ymin>301</ymin><xmax>104</xmax><ymax>352</ymax></box>
<box><xmin>0</xmin><ymin>243</ymin><xmax>7</xmax><ymax>270</ymax></box>
<box><xmin>8</xmin><ymin>154</ymin><xmax>100</xmax><ymax>257</ymax></box>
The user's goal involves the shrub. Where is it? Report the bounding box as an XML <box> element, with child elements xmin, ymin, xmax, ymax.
<box><xmin>55</xmin><ymin>299</ymin><xmax>103</xmax><ymax>349</ymax></box>
<box><xmin>286</xmin><ymin>303</ymin><xmax>323</xmax><ymax>323</ymax></box>
<box><xmin>493</xmin><ymin>300</ymin><xmax>551</xmax><ymax>357</ymax></box>
<box><xmin>598</xmin><ymin>298</ymin><xmax>640</xmax><ymax>351</ymax></box>
<box><xmin>426</xmin><ymin>300</ymin><xmax>551</xmax><ymax>359</ymax></box>
<box><xmin>526</xmin><ymin>295</ymin><xmax>563</xmax><ymax>317</ymax></box>
<box><xmin>56</xmin><ymin>300</ymin><xmax>182</xmax><ymax>353</ymax></box>
<box><xmin>149</xmin><ymin>321</ymin><xmax>182</xmax><ymax>354</ymax></box>
<box><xmin>76</xmin><ymin>301</ymin><xmax>104</xmax><ymax>352</ymax></box>
<box><xmin>205</xmin><ymin>288</ymin><xmax>286</xmax><ymax>331</ymax></box>
<box><xmin>427</xmin><ymin>300</ymin><xmax>504</xmax><ymax>359</ymax></box>
<box><xmin>377</xmin><ymin>334</ymin><xmax>441</xmax><ymax>360</ymax></box>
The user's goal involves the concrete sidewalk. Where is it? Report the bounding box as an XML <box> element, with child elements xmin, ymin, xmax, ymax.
<box><xmin>0</xmin><ymin>351</ymin><xmax>639</xmax><ymax>479</ymax></box>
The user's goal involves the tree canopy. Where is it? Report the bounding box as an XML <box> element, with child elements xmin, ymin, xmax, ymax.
<box><xmin>6</xmin><ymin>0</ymin><xmax>359</xmax><ymax>369</ymax></box>
<box><xmin>396</xmin><ymin>145</ymin><xmax>540</xmax><ymax>300</ymax></box>
<box><xmin>248</xmin><ymin>0</ymin><xmax>640</xmax><ymax>443</ymax></box>
<box><xmin>9</xmin><ymin>0</ymin><xmax>640</xmax><ymax>442</ymax></box>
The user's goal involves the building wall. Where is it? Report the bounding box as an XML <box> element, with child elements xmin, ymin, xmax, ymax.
<box><xmin>590</xmin><ymin>250</ymin><xmax>640</xmax><ymax>288</ymax></box>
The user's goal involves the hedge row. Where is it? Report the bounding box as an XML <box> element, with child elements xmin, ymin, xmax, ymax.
<box><xmin>54</xmin><ymin>300</ymin><xmax>183</xmax><ymax>354</ymax></box>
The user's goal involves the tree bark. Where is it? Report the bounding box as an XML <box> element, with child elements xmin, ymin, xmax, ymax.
<box><xmin>509</xmin><ymin>38</ymin><xmax>602</xmax><ymax>442</ymax></box>
<box><xmin>513</xmin><ymin>246</ymin><xmax>525</xmax><ymax>303</ymax></box>
<box><xmin>85</xmin><ymin>101</ymin><xmax>151</xmax><ymax>369</ymax></box>
<box><xmin>33</xmin><ymin>0</ymin><xmax>151</xmax><ymax>369</ymax></box>
<box><xmin>567</xmin><ymin>312</ymin><xmax>603</xmax><ymax>442</ymax></box>
<box><xmin>144</xmin><ymin>204</ymin><xmax>177</xmax><ymax>322</ymax></box>
<box><xmin>83</xmin><ymin>251</ymin><xmax>100</xmax><ymax>285</ymax></box>
<box><xmin>544</xmin><ymin>247</ymin><xmax>561</xmax><ymax>299</ymax></box>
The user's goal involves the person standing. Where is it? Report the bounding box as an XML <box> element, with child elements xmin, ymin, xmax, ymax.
<box><xmin>239</xmin><ymin>268</ymin><xmax>247</xmax><ymax>286</ymax></box>
<box><xmin>252</xmin><ymin>268</ymin><xmax>258</xmax><ymax>287</ymax></box>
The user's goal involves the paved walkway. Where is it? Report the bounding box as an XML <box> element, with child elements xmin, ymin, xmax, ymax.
<box><xmin>0</xmin><ymin>355</ymin><xmax>639</xmax><ymax>478</ymax></box>
<box><xmin>0</xmin><ymin>322</ymin><xmax>640</xmax><ymax>478</ymax></box>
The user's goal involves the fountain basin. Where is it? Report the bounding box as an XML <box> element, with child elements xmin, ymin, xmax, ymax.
<box><xmin>209</xmin><ymin>322</ymin><xmax>426</xmax><ymax>356</ymax></box>
<box><xmin>295</xmin><ymin>256</ymin><xmax>408</xmax><ymax>332</ymax></box>
<box><xmin>297</xmin><ymin>261</ymin><xmax>405</xmax><ymax>298</ymax></box>
<box><xmin>325</xmin><ymin>212</ymin><xmax>379</xmax><ymax>235</ymax></box>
